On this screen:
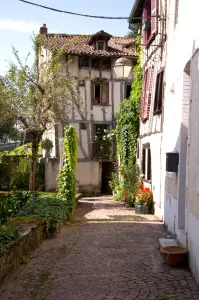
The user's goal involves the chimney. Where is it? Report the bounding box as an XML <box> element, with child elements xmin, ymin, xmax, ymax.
<box><xmin>40</xmin><ymin>24</ymin><xmax>48</xmax><ymax>35</ymax></box>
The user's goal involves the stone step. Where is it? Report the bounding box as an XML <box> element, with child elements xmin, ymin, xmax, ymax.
<box><xmin>159</xmin><ymin>238</ymin><xmax>178</xmax><ymax>249</ymax></box>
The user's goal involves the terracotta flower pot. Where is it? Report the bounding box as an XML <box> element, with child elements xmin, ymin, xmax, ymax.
<box><xmin>160</xmin><ymin>246</ymin><xmax>188</xmax><ymax>266</ymax></box>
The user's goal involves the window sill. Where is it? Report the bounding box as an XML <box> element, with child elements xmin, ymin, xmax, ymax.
<box><xmin>153</xmin><ymin>110</ymin><xmax>162</xmax><ymax>115</ymax></box>
<box><xmin>93</xmin><ymin>103</ymin><xmax>110</xmax><ymax>106</ymax></box>
<box><xmin>143</xmin><ymin>179</ymin><xmax>151</xmax><ymax>184</ymax></box>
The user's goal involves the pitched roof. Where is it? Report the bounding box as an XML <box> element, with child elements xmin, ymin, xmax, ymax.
<box><xmin>45</xmin><ymin>31</ymin><xmax>136</xmax><ymax>58</ymax></box>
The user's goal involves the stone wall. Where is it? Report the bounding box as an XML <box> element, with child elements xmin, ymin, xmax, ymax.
<box><xmin>0</xmin><ymin>224</ymin><xmax>44</xmax><ymax>285</ymax></box>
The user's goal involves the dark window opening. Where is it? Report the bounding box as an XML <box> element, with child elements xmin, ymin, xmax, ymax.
<box><xmin>142</xmin><ymin>148</ymin><xmax>146</xmax><ymax>176</ymax></box>
<box><xmin>91</xmin><ymin>58</ymin><xmax>100</xmax><ymax>69</ymax></box>
<box><xmin>80</xmin><ymin>56</ymin><xmax>89</xmax><ymax>68</ymax></box>
<box><xmin>142</xmin><ymin>145</ymin><xmax>151</xmax><ymax>182</ymax></box>
<box><xmin>96</xmin><ymin>41</ymin><xmax>106</xmax><ymax>50</ymax></box>
<box><xmin>93</xmin><ymin>82</ymin><xmax>109</xmax><ymax>105</ymax></box>
<box><xmin>101</xmin><ymin>58</ymin><xmax>111</xmax><ymax>70</ymax></box>
<box><xmin>147</xmin><ymin>148</ymin><xmax>151</xmax><ymax>180</ymax></box>
<box><xmin>80</xmin><ymin>123</ymin><xmax>87</xmax><ymax>130</ymax></box>
<box><xmin>154</xmin><ymin>70</ymin><xmax>164</xmax><ymax>114</ymax></box>
<box><xmin>137</xmin><ymin>140</ymin><xmax>139</xmax><ymax>159</ymax></box>
<box><xmin>93</xmin><ymin>124</ymin><xmax>112</xmax><ymax>159</ymax></box>
<box><xmin>126</xmin><ymin>84</ymin><xmax>132</xmax><ymax>99</ymax></box>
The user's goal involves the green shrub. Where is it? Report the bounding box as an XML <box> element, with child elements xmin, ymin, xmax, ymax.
<box><xmin>0</xmin><ymin>225</ymin><xmax>22</xmax><ymax>253</ymax></box>
<box><xmin>10</xmin><ymin>157</ymin><xmax>30</xmax><ymax>190</ymax></box>
<box><xmin>0</xmin><ymin>191</ymin><xmax>32</xmax><ymax>224</ymax></box>
<box><xmin>18</xmin><ymin>195</ymin><xmax>69</xmax><ymax>236</ymax></box>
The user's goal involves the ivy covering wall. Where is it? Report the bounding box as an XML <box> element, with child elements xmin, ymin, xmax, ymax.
<box><xmin>112</xmin><ymin>37</ymin><xmax>142</xmax><ymax>205</ymax></box>
<box><xmin>57</xmin><ymin>126</ymin><xmax>77</xmax><ymax>219</ymax></box>
<box><xmin>115</xmin><ymin>37</ymin><xmax>142</xmax><ymax>167</ymax></box>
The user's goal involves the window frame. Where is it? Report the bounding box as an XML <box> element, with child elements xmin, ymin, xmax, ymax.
<box><xmin>93</xmin><ymin>82</ymin><xmax>109</xmax><ymax>105</ymax></box>
<box><xmin>79</xmin><ymin>56</ymin><xmax>89</xmax><ymax>68</ymax></box>
<box><xmin>96</xmin><ymin>40</ymin><xmax>106</xmax><ymax>50</ymax></box>
<box><xmin>92</xmin><ymin>124</ymin><xmax>111</xmax><ymax>160</ymax></box>
<box><xmin>153</xmin><ymin>68</ymin><xmax>164</xmax><ymax>115</ymax></box>
<box><xmin>142</xmin><ymin>144</ymin><xmax>151</xmax><ymax>182</ymax></box>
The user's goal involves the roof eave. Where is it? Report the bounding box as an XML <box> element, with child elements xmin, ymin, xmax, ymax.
<box><xmin>128</xmin><ymin>0</ymin><xmax>145</xmax><ymax>24</ymax></box>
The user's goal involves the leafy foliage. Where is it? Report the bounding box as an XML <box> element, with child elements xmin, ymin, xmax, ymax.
<box><xmin>57</xmin><ymin>126</ymin><xmax>77</xmax><ymax>219</ymax></box>
<box><xmin>18</xmin><ymin>195</ymin><xmax>69</xmax><ymax>236</ymax></box>
<box><xmin>0</xmin><ymin>191</ymin><xmax>32</xmax><ymax>224</ymax></box>
<box><xmin>0</xmin><ymin>35</ymin><xmax>84</xmax><ymax>190</ymax></box>
<box><xmin>0</xmin><ymin>156</ymin><xmax>44</xmax><ymax>191</ymax></box>
<box><xmin>113</xmin><ymin>37</ymin><xmax>142</xmax><ymax>202</ymax></box>
<box><xmin>41</xmin><ymin>138</ymin><xmax>53</xmax><ymax>155</ymax></box>
<box><xmin>0</xmin><ymin>225</ymin><xmax>22</xmax><ymax>253</ymax></box>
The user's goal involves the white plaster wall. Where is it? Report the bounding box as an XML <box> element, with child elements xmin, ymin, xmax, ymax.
<box><xmin>162</xmin><ymin>0</ymin><xmax>199</xmax><ymax>282</ymax></box>
<box><xmin>76</xmin><ymin>161</ymin><xmax>101</xmax><ymax>190</ymax></box>
<box><xmin>187</xmin><ymin>212</ymin><xmax>199</xmax><ymax>283</ymax></box>
<box><xmin>45</xmin><ymin>158</ymin><xmax>60</xmax><ymax>191</ymax></box>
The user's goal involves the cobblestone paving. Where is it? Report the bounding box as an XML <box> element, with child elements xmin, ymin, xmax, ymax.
<box><xmin>1</xmin><ymin>196</ymin><xmax>199</xmax><ymax>300</ymax></box>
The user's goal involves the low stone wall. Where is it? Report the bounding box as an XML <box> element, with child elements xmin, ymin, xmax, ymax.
<box><xmin>0</xmin><ymin>223</ymin><xmax>45</xmax><ymax>285</ymax></box>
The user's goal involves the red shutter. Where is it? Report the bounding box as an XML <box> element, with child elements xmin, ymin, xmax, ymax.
<box><xmin>143</xmin><ymin>68</ymin><xmax>151</xmax><ymax>120</ymax></box>
<box><xmin>147</xmin><ymin>67</ymin><xmax>154</xmax><ymax>118</ymax></box>
<box><xmin>151</xmin><ymin>0</ymin><xmax>158</xmax><ymax>35</ymax></box>
<box><xmin>140</xmin><ymin>70</ymin><xmax>148</xmax><ymax>120</ymax></box>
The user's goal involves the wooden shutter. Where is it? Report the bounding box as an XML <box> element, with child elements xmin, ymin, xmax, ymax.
<box><xmin>147</xmin><ymin>148</ymin><xmax>151</xmax><ymax>181</ymax></box>
<box><xmin>151</xmin><ymin>0</ymin><xmax>158</xmax><ymax>36</ymax></box>
<box><xmin>140</xmin><ymin>70</ymin><xmax>148</xmax><ymax>120</ymax></box>
<box><xmin>143</xmin><ymin>67</ymin><xmax>152</xmax><ymax>120</ymax></box>
<box><xmin>142</xmin><ymin>3</ymin><xmax>148</xmax><ymax>45</ymax></box>
<box><xmin>147</xmin><ymin>67</ymin><xmax>154</xmax><ymax>118</ymax></box>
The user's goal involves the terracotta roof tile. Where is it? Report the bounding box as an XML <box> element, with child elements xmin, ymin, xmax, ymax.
<box><xmin>46</xmin><ymin>33</ymin><xmax>136</xmax><ymax>57</ymax></box>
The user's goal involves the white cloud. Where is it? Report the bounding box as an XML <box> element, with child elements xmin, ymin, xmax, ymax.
<box><xmin>0</xmin><ymin>20</ymin><xmax>40</xmax><ymax>33</ymax></box>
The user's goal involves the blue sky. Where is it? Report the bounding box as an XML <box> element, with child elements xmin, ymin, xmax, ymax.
<box><xmin>0</xmin><ymin>0</ymin><xmax>134</xmax><ymax>75</ymax></box>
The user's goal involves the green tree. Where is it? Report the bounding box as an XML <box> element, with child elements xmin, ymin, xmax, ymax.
<box><xmin>0</xmin><ymin>36</ymin><xmax>83</xmax><ymax>190</ymax></box>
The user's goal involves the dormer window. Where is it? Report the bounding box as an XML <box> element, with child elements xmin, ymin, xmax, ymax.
<box><xmin>96</xmin><ymin>41</ymin><xmax>106</xmax><ymax>50</ymax></box>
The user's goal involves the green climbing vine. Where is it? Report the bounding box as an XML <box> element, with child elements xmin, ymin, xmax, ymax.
<box><xmin>116</xmin><ymin>36</ymin><xmax>142</xmax><ymax>167</ymax></box>
<box><xmin>112</xmin><ymin>37</ymin><xmax>142</xmax><ymax>205</ymax></box>
<box><xmin>57</xmin><ymin>126</ymin><xmax>77</xmax><ymax>219</ymax></box>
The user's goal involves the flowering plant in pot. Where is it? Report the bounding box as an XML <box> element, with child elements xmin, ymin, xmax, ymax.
<box><xmin>135</xmin><ymin>185</ymin><xmax>153</xmax><ymax>214</ymax></box>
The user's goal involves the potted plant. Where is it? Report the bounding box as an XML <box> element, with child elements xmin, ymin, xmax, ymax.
<box><xmin>41</xmin><ymin>138</ymin><xmax>53</xmax><ymax>158</ymax></box>
<box><xmin>109</xmin><ymin>172</ymin><xmax>119</xmax><ymax>196</ymax></box>
<box><xmin>135</xmin><ymin>185</ymin><xmax>153</xmax><ymax>214</ymax></box>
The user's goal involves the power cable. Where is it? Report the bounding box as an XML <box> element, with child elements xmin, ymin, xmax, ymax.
<box><xmin>18</xmin><ymin>0</ymin><xmax>128</xmax><ymax>20</ymax></box>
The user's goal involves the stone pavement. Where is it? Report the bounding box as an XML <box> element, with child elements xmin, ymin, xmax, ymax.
<box><xmin>1</xmin><ymin>196</ymin><xmax>199</xmax><ymax>300</ymax></box>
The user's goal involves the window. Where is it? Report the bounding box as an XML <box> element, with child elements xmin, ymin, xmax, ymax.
<box><xmin>154</xmin><ymin>70</ymin><xmax>164</xmax><ymax>114</ymax></box>
<box><xmin>93</xmin><ymin>82</ymin><xmax>109</xmax><ymax>105</ymax></box>
<box><xmin>96</xmin><ymin>41</ymin><xmax>106</xmax><ymax>50</ymax></box>
<box><xmin>142</xmin><ymin>145</ymin><xmax>151</xmax><ymax>182</ymax></box>
<box><xmin>80</xmin><ymin>123</ymin><xmax>87</xmax><ymax>130</ymax></box>
<box><xmin>142</xmin><ymin>0</ymin><xmax>158</xmax><ymax>45</ymax></box>
<box><xmin>93</xmin><ymin>124</ymin><xmax>112</xmax><ymax>159</ymax></box>
<box><xmin>101</xmin><ymin>58</ymin><xmax>111</xmax><ymax>70</ymax></box>
<box><xmin>79</xmin><ymin>56</ymin><xmax>89</xmax><ymax>68</ymax></box>
<box><xmin>91</xmin><ymin>58</ymin><xmax>100</xmax><ymax>69</ymax></box>
<box><xmin>126</xmin><ymin>84</ymin><xmax>132</xmax><ymax>99</ymax></box>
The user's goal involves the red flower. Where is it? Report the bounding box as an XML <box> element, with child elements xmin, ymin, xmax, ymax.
<box><xmin>135</xmin><ymin>193</ymin><xmax>139</xmax><ymax>198</ymax></box>
<box><xmin>141</xmin><ymin>197</ymin><xmax>146</xmax><ymax>201</ymax></box>
<box><xmin>138</xmin><ymin>184</ymin><xmax>143</xmax><ymax>189</ymax></box>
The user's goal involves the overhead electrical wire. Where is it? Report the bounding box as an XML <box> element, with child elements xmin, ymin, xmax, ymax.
<box><xmin>18</xmin><ymin>0</ymin><xmax>129</xmax><ymax>20</ymax></box>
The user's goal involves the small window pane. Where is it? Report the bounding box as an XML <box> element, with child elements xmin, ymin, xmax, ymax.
<box><xmin>97</xmin><ymin>41</ymin><xmax>105</xmax><ymax>50</ymax></box>
<box><xmin>102</xmin><ymin>85</ymin><xmax>108</xmax><ymax>104</ymax></box>
<box><xmin>91</xmin><ymin>58</ymin><xmax>100</xmax><ymax>69</ymax></box>
<box><xmin>80</xmin><ymin>57</ymin><xmax>89</xmax><ymax>68</ymax></box>
<box><xmin>126</xmin><ymin>84</ymin><xmax>132</xmax><ymax>99</ymax></box>
<box><xmin>80</xmin><ymin>123</ymin><xmax>87</xmax><ymax>130</ymax></box>
<box><xmin>102</xmin><ymin>58</ymin><xmax>110</xmax><ymax>70</ymax></box>
<box><xmin>94</xmin><ymin>84</ymin><xmax>100</xmax><ymax>104</ymax></box>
